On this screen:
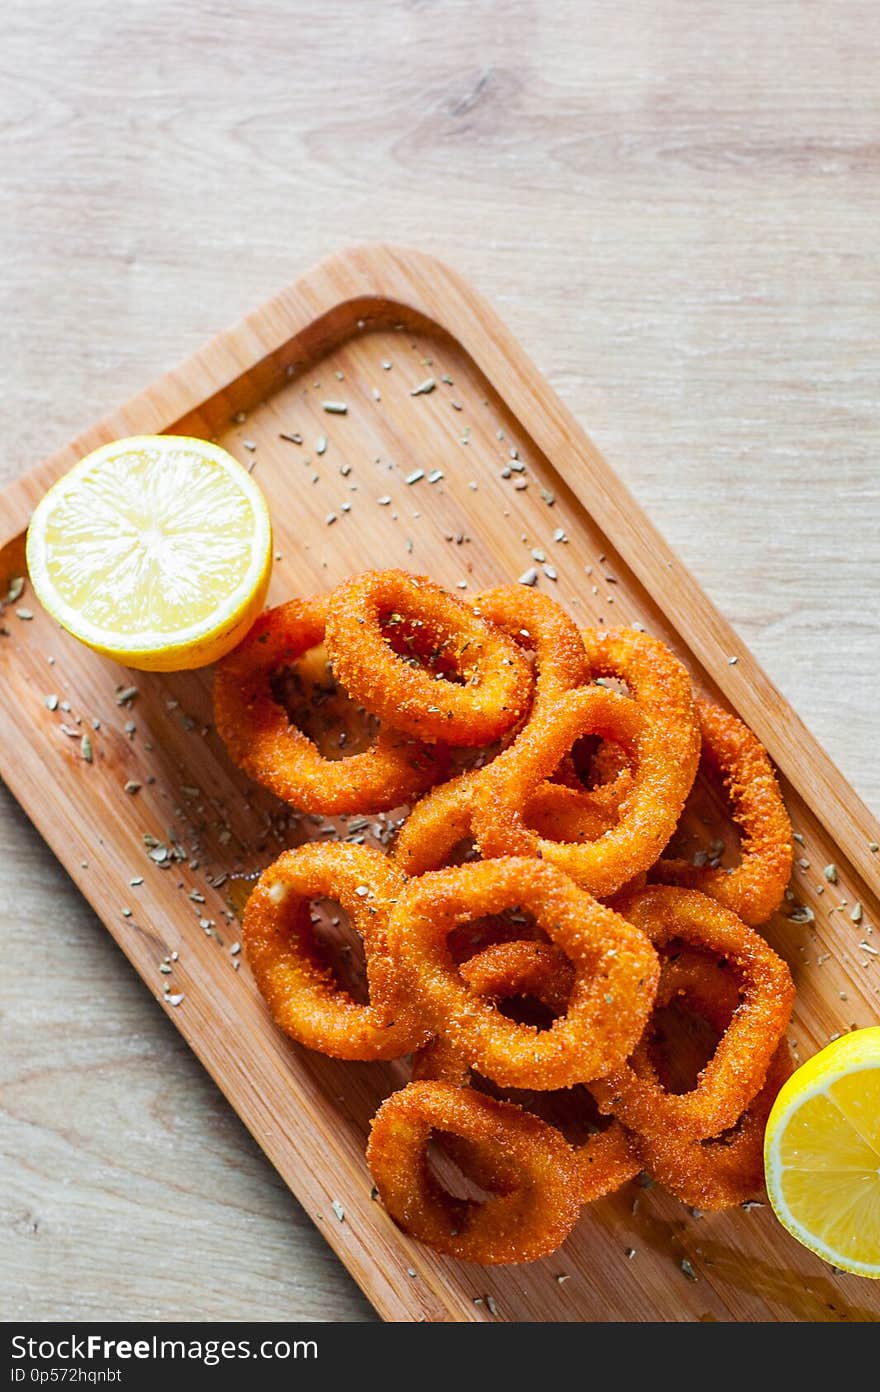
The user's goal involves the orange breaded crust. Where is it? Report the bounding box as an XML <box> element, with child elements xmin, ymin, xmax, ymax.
<box><xmin>393</xmin><ymin>584</ymin><xmax>591</xmax><ymax>874</ymax></box>
<box><xmin>540</xmin><ymin>628</ymin><xmax>701</xmax><ymax>831</ymax></box>
<box><xmin>242</xmin><ymin>841</ymin><xmax>428</xmax><ymax>1060</ymax></box>
<box><xmin>590</xmin><ymin>885</ymin><xmax>795</xmax><ymax>1141</ymax></box>
<box><xmin>387</xmin><ymin>857</ymin><xmax>660</xmax><ymax>1090</ymax></box>
<box><xmin>211</xmin><ymin>571</ymin><xmax>798</xmax><ymax>1261</ymax></box>
<box><xmin>474</xmin><ymin>684</ymin><xmax>693</xmax><ymax>897</ymax></box>
<box><xmin>635</xmin><ymin>1042</ymin><xmax>793</xmax><ymax>1211</ymax></box>
<box><xmin>213</xmin><ymin>596</ymin><xmax>446</xmax><ymax>813</ymax></box>
<box><xmin>325</xmin><ymin>570</ymin><xmax>534</xmax><ymax>746</ymax></box>
<box><xmin>413</xmin><ymin>940</ymin><xmax>640</xmax><ymax>1205</ymax></box>
<box><xmin>652</xmin><ymin>698</ymin><xmax>793</xmax><ymax>926</ymax></box>
<box><xmin>366</xmin><ymin>1080</ymin><xmax>583</xmax><ymax>1264</ymax></box>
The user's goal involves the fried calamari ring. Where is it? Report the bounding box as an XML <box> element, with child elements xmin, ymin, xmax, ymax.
<box><xmin>585</xmin><ymin>625</ymin><xmax>697</xmax><ymax>782</ymax></box>
<box><xmin>397</xmin><ymin>693</ymin><xmax>637</xmax><ymax>883</ymax></box>
<box><xmin>627</xmin><ymin>951</ymin><xmax>793</xmax><ymax>1209</ymax></box>
<box><xmin>325</xmin><ymin>570</ymin><xmax>533</xmax><ymax>746</ymax></box>
<box><xmin>473</xmin><ymin>685</ymin><xmax>693</xmax><ymax>898</ymax></box>
<box><xmin>413</xmin><ymin>941</ymin><xmax>577</xmax><ymax>1089</ymax></box>
<box><xmin>366</xmin><ymin>1080</ymin><xmax>582</xmax><ymax>1263</ymax></box>
<box><xmin>520</xmin><ymin>781</ymin><xmax>616</xmax><ymax>845</ymax></box>
<box><xmin>393</xmin><ymin>766</ymin><xmax>484</xmax><ymax>876</ymax></box>
<box><xmin>393</xmin><ymin>586</ymin><xmax>590</xmax><ymax>875</ymax></box>
<box><xmin>590</xmin><ymin>886</ymin><xmax>794</xmax><ymax>1141</ymax></box>
<box><xmin>387</xmin><ymin>857</ymin><xmax>660</xmax><ymax>1089</ymax></box>
<box><xmin>536</xmin><ymin>627</ymin><xmax>699</xmax><ymax>834</ymax></box>
<box><xmin>213</xmin><ymin>597</ymin><xmax>446</xmax><ymax>813</ymax></box>
<box><xmin>472</xmin><ymin>584</ymin><xmax>590</xmax><ymax>700</ymax></box>
<box><xmin>461</xmin><ymin>939</ymin><xmax>574</xmax><ymax>1012</ymax></box>
<box><xmin>552</xmin><ymin>738</ymin><xmax>634</xmax><ymax>820</ymax></box>
<box><xmin>652</xmin><ymin>699</ymin><xmax>793</xmax><ymax>926</ymax></box>
<box><xmin>243</xmin><ymin>842</ymin><xmax>428</xmax><ymax>1060</ymax></box>
<box><xmin>628</xmin><ymin>946</ymin><xmax>742</xmax><ymax>1096</ymax></box>
<box><xmin>640</xmin><ymin>1043</ymin><xmax>793</xmax><ymax>1210</ymax></box>
<box><xmin>414</xmin><ymin>941</ymin><xmax>640</xmax><ymax>1204</ymax></box>
<box><xmin>412</xmin><ymin>942</ymin><xmax>575</xmax><ymax>1196</ymax></box>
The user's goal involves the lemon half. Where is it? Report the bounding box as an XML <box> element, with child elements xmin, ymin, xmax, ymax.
<box><xmin>26</xmin><ymin>435</ymin><xmax>272</xmax><ymax>671</ymax></box>
<box><xmin>764</xmin><ymin>1027</ymin><xmax>880</xmax><ymax>1278</ymax></box>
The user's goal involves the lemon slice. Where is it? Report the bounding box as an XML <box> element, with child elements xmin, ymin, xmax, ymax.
<box><xmin>764</xmin><ymin>1027</ymin><xmax>880</xmax><ymax>1278</ymax></box>
<box><xmin>26</xmin><ymin>435</ymin><xmax>272</xmax><ymax>671</ymax></box>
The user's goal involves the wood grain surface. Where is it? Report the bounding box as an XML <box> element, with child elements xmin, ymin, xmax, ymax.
<box><xmin>1</xmin><ymin>1</ymin><xmax>878</xmax><ymax>1323</ymax></box>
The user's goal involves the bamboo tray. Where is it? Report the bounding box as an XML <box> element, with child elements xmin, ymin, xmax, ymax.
<box><xmin>1</xmin><ymin>245</ymin><xmax>878</xmax><ymax>1323</ymax></box>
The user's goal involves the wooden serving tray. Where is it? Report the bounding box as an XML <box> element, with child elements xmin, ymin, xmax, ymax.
<box><xmin>1</xmin><ymin>245</ymin><xmax>878</xmax><ymax>1323</ymax></box>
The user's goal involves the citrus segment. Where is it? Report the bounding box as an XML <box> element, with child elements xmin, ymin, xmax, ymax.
<box><xmin>764</xmin><ymin>1027</ymin><xmax>880</xmax><ymax>1278</ymax></box>
<box><xmin>26</xmin><ymin>435</ymin><xmax>272</xmax><ymax>670</ymax></box>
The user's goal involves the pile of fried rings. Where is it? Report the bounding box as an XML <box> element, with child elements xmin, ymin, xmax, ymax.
<box><xmin>213</xmin><ymin>569</ymin><xmax>795</xmax><ymax>1266</ymax></box>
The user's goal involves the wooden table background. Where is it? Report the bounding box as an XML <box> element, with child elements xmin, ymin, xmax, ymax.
<box><xmin>1</xmin><ymin>0</ymin><xmax>877</xmax><ymax>1323</ymax></box>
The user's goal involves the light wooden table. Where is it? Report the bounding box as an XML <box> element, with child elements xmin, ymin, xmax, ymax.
<box><xmin>2</xmin><ymin>0</ymin><xmax>877</xmax><ymax>1323</ymax></box>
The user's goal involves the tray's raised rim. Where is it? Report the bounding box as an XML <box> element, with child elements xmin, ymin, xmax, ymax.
<box><xmin>2</xmin><ymin>242</ymin><xmax>877</xmax><ymax>897</ymax></box>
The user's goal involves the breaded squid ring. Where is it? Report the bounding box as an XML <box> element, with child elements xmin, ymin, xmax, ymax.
<box><xmin>213</xmin><ymin>597</ymin><xmax>446</xmax><ymax>813</ymax></box>
<box><xmin>590</xmin><ymin>886</ymin><xmax>794</xmax><ymax>1141</ymax></box>
<box><xmin>473</xmin><ymin>685</ymin><xmax>694</xmax><ymax>898</ymax></box>
<box><xmin>413</xmin><ymin>941</ymin><xmax>577</xmax><ymax>1090</ymax></box>
<box><xmin>519</xmin><ymin>781</ymin><xmax>617</xmax><ymax>846</ymax></box>
<box><xmin>640</xmin><ymin>1044</ymin><xmax>793</xmax><ymax>1211</ymax></box>
<box><xmin>325</xmin><ymin>570</ymin><xmax>534</xmax><ymax>746</ymax></box>
<box><xmin>412</xmin><ymin>942</ymin><xmax>574</xmax><ymax>1196</ymax></box>
<box><xmin>627</xmin><ymin>945</ymin><xmax>742</xmax><ymax>1096</ymax></box>
<box><xmin>552</xmin><ymin>738</ymin><xmax>634</xmax><ymax>820</ymax></box>
<box><xmin>393</xmin><ymin>766</ymin><xmax>486</xmax><ymax>877</ymax></box>
<box><xmin>652</xmin><ymin>699</ymin><xmax>793</xmax><ymax>926</ymax></box>
<box><xmin>414</xmin><ymin>941</ymin><xmax>640</xmax><ymax>1205</ymax></box>
<box><xmin>242</xmin><ymin>842</ymin><xmax>428</xmax><ymax>1060</ymax></box>
<box><xmin>393</xmin><ymin>585</ymin><xmax>590</xmax><ymax>875</ymax></box>
<box><xmin>532</xmin><ymin>627</ymin><xmax>699</xmax><ymax>836</ymax></box>
<box><xmin>628</xmin><ymin>950</ymin><xmax>793</xmax><ymax>1209</ymax></box>
<box><xmin>472</xmin><ymin>584</ymin><xmax>590</xmax><ymax>700</ymax></box>
<box><xmin>387</xmin><ymin>857</ymin><xmax>660</xmax><ymax>1090</ymax></box>
<box><xmin>366</xmin><ymin>1080</ymin><xmax>583</xmax><ymax>1264</ymax></box>
<box><xmin>461</xmin><ymin>939</ymin><xmax>575</xmax><ymax>1013</ymax></box>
